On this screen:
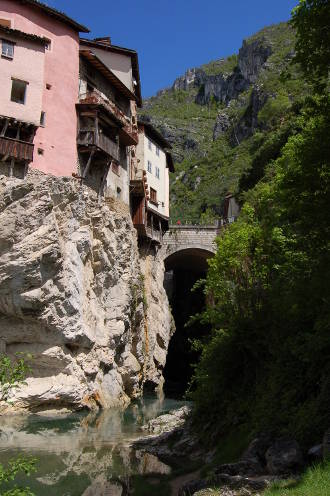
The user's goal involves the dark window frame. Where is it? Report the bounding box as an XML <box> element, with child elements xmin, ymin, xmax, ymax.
<box><xmin>11</xmin><ymin>78</ymin><xmax>28</xmax><ymax>105</ymax></box>
<box><xmin>2</xmin><ymin>38</ymin><xmax>15</xmax><ymax>59</ymax></box>
<box><xmin>150</xmin><ymin>187</ymin><xmax>158</xmax><ymax>205</ymax></box>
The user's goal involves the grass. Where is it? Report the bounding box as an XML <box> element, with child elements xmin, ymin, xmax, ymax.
<box><xmin>264</xmin><ymin>463</ymin><xmax>330</xmax><ymax>496</ymax></box>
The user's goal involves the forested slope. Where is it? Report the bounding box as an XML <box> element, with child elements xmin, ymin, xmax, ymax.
<box><xmin>141</xmin><ymin>22</ymin><xmax>310</xmax><ymax>223</ymax></box>
<box><xmin>144</xmin><ymin>0</ymin><xmax>330</xmax><ymax>448</ymax></box>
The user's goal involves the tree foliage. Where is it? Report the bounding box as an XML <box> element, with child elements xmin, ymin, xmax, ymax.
<box><xmin>0</xmin><ymin>354</ymin><xmax>32</xmax><ymax>402</ymax></box>
<box><xmin>190</xmin><ymin>0</ymin><xmax>330</xmax><ymax>446</ymax></box>
<box><xmin>291</xmin><ymin>0</ymin><xmax>330</xmax><ymax>91</ymax></box>
<box><xmin>0</xmin><ymin>356</ymin><xmax>36</xmax><ymax>496</ymax></box>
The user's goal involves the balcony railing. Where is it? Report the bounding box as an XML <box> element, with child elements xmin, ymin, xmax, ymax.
<box><xmin>146</xmin><ymin>226</ymin><xmax>162</xmax><ymax>243</ymax></box>
<box><xmin>79</xmin><ymin>91</ymin><xmax>130</xmax><ymax>125</ymax></box>
<box><xmin>77</xmin><ymin>130</ymin><xmax>119</xmax><ymax>162</ymax></box>
<box><xmin>0</xmin><ymin>136</ymin><xmax>34</xmax><ymax>162</ymax></box>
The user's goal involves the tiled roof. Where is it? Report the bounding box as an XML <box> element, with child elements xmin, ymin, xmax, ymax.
<box><xmin>0</xmin><ymin>24</ymin><xmax>50</xmax><ymax>45</ymax></box>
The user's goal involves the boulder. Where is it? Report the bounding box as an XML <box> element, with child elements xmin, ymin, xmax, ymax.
<box><xmin>142</xmin><ymin>405</ymin><xmax>191</xmax><ymax>435</ymax></box>
<box><xmin>265</xmin><ymin>438</ymin><xmax>303</xmax><ymax>475</ymax></box>
<box><xmin>241</xmin><ymin>433</ymin><xmax>273</xmax><ymax>466</ymax></box>
<box><xmin>308</xmin><ymin>444</ymin><xmax>323</xmax><ymax>462</ymax></box>
<box><xmin>215</xmin><ymin>459</ymin><xmax>264</xmax><ymax>477</ymax></box>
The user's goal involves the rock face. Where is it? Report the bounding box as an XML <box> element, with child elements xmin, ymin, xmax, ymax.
<box><xmin>213</xmin><ymin>111</ymin><xmax>231</xmax><ymax>140</ymax></box>
<box><xmin>238</xmin><ymin>39</ymin><xmax>272</xmax><ymax>83</ymax></box>
<box><xmin>0</xmin><ymin>171</ymin><xmax>171</xmax><ymax>413</ymax></box>
<box><xmin>231</xmin><ymin>86</ymin><xmax>268</xmax><ymax>144</ymax></box>
<box><xmin>196</xmin><ymin>36</ymin><xmax>271</xmax><ymax>107</ymax></box>
<box><xmin>173</xmin><ymin>68</ymin><xmax>203</xmax><ymax>91</ymax></box>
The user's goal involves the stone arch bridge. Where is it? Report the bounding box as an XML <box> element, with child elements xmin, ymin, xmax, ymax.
<box><xmin>161</xmin><ymin>223</ymin><xmax>221</xmax><ymax>272</ymax></box>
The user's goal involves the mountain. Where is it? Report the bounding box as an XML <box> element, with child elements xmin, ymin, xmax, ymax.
<box><xmin>140</xmin><ymin>22</ymin><xmax>310</xmax><ymax>223</ymax></box>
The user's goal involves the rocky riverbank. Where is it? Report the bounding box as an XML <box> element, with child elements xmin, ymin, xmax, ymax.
<box><xmin>0</xmin><ymin>171</ymin><xmax>172</xmax><ymax>414</ymax></box>
<box><xmin>131</xmin><ymin>406</ymin><xmax>330</xmax><ymax>496</ymax></box>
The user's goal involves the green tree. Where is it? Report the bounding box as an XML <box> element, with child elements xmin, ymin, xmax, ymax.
<box><xmin>0</xmin><ymin>355</ymin><xmax>36</xmax><ymax>496</ymax></box>
<box><xmin>291</xmin><ymin>0</ymin><xmax>330</xmax><ymax>91</ymax></box>
<box><xmin>190</xmin><ymin>0</ymin><xmax>330</xmax><ymax>445</ymax></box>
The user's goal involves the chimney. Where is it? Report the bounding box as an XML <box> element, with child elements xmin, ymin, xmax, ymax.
<box><xmin>94</xmin><ymin>36</ymin><xmax>111</xmax><ymax>46</ymax></box>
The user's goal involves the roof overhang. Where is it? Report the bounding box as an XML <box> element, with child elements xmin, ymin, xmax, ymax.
<box><xmin>0</xmin><ymin>25</ymin><xmax>50</xmax><ymax>45</ymax></box>
<box><xmin>146</xmin><ymin>205</ymin><xmax>169</xmax><ymax>222</ymax></box>
<box><xmin>80</xmin><ymin>38</ymin><xmax>142</xmax><ymax>107</ymax></box>
<box><xmin>19</xmin><ymin>0</ymin><xmax>89</xmax><ymax>32</ymax></box>
<box><xmin>80</xmin><ymin>49</ymin><xmax>137</xmax><ymax>103</ymax></box>
<box><xmin>138</xmin><ymin>120</ymin><xmax>172</xmax><ymax>150</ymax></box>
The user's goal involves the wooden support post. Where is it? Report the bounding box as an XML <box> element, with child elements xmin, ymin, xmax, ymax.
<box><xmin>98</xmin><ymin>160</ymin><xmax>111</xmax><ymax>198</ymax></box>
<box><xmin>82</xmin><ymin>149</ymin><xmax>95</xmax><ymax>179</ymax></box>
<box><xmin>1</xmin><ymin>118</ymin><xmax>9</xmax><ymax>137</ymax></box>
<box><xmin>94</xmin><ymin>114</ymin><xmax>99</xmax><ymax>147</ymax></box>
<box><xmin>159</xmin><ymin>218</ymin><xmax>162</xmax><ymax>242</ymax></box>
<box><xmin>15</xmin><ymin>123</ymin><xmax>22</xmax><ymax>140</ymax></box>
<box><xmin>9</xmin><ymin>158</ymin><xmax>14</xmax><ymax>178</ymax></box>
<box><xmin>24</xmin><ymin>162</ymin><xmax>29</xmax><ymax>178</ymax></box>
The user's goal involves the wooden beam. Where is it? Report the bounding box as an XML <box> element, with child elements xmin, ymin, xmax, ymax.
<box><xmin>16</xmin><ymin>122</ymin><xmax>22</xmax><ymax>140</ymax></box>
<box><xmin>98</xmin><ymin>159</ymin><xmax>111</xmax><ymax>198</ymax></box>
<box><xmin>1</xmin><ymin>119</ymin><xmax>9</xmax><ymax>137</ymax></box>
<box><xmin>94</xmin><ymin>114</ymin><xmax>99</xmax><ymax>147</ymax></box>
<box><xmin>82</xmin><ymin>149</ymin><xmax>95</xmax><ymax>179</ymax></box>
<box><xmin>9</xmin><ymin>158</ymin><xmax>14</xmax><ymax>178</ymax></box>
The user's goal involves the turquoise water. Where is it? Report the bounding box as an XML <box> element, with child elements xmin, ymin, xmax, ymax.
<box><xmin>0</xmin><ymin>397</ymin><xmax>187</xmax><ymax>495</ymax></box>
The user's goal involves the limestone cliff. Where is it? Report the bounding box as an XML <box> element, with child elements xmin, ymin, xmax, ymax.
<box><xmin>0</xmin><ymin>171</ymin><xmax>172</xmax><ymax>413</ymax></box>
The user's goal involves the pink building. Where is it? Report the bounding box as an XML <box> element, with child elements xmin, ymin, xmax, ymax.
<box><xmin>0</xmin><ymin>0</ymin><xmax>89</xmax><ymax>177</ymax></box>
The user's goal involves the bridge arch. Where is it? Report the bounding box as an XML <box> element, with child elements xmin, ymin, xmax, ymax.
<box><xmin>162</xmin><ymin>228</ymin><xmax>218</xmax><ymax>397</ymax></box>
<box><xmin>164</xmin><ymin>245</ymin><xmax>216</xmax><ymax>272</ymax></box>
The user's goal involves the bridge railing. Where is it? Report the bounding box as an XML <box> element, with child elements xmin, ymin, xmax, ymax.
<box><xmin>169</xmin><ymin>217</ymin><xmax>238</xmax><ymax>229</ymax></box>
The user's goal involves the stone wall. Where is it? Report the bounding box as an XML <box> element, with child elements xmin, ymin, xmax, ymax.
<box><xmin>163</xmin><ymin>226</ymin><xmax>218</xmax><ymax>258</ymax></box>
<box><xmin>0</xmin><ymin>171</ymin><xmax>171</xmax><ymax>414</ymax></box>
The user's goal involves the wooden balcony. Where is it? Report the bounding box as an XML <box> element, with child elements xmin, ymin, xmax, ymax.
<box><xmin>0</xmin><ymin>136</ymin><xmax>34</xmax><ymax>162</ymax></box>
<box><xmin>77</xmin><ymin>91</ymin><xmax>138</xmax><ymax>146</ymax></box>
<box><xmin>146</xmin><ymin>226</ymin><xmax>162</xmax><ymax>243</ymax></box>
<box><xmin>77</xmin><ymin>129</ymin><xmax>119</xmax><ymax>162</ymax></box>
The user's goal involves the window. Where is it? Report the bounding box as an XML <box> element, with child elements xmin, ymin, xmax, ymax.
<box><xmin>116</xmin><ymin>187</ymin><xmax>121</xmax><ymax>199</ymax></box>
<box><xmin>46</xmin><ymin>83</ymin><xmax>52</xmax><ymax>90</ymax></box>
<box><xmin>2</xmin><ymin>39</ymin><xmax>14</xmax><ymax>59</ymax></box>
<box><xmin>147</xmin><ymin>160</ymin><xmax>152</xmax><ymax>173</ymax></box>
<box><xmin>150</xmin><ymin>187</ymin><xmax>157</xmax><ymax>204</ymax></box>
<box><xmin>40</xmin><ymin>111</ymin><xmax>46</xmax><ymax>126</ymax></box>
<box><xmin>155</xmin><ymin>166</ymin><xmax>160</xmax><ymax>179</ymax></box>
<box><xmin>156</xmin><ymin>146</ymin><xmax>160</xmax><ymax>156</ymax></box>
<box><xmin>11</xmin><ymin>79</ymin><xmax>27</xmax><ymax>104</ymax></box>
<box><xmin>37</xmin><ymin>148</ymin><xmax>44</xmax><ymax>156</ymax></box>
<box><xmin>148</xmin><ymin>139</ymin><xmax>152</xmax><ymax>151</ymax></box>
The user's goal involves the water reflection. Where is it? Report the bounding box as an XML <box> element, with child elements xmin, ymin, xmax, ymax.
<box><xmin>0</xmin><ymin>397</ymin><xmax>186</xmax><ymax>495</ymax></box>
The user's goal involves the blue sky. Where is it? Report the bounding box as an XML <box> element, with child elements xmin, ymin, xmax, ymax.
<box><xmin>46</xmin><ymin>0</ymin><xmax>298</xmax><ymax>98</ymax></box>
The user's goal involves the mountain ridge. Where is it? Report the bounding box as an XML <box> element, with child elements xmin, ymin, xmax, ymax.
<box><xmin>139</xmin><ymin>21</ymin><xmax>309</xmax><ymax>223</ymax></box>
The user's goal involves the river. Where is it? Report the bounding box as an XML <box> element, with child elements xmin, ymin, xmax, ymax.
<box><xmin>0</xmin><ymin>397</ymin><xmax>189</xmax><ymax>495</ymax></box>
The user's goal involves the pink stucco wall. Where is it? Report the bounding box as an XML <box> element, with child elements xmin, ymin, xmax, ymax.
<box><xmin>0</xmin><ymin>0</ymin><xmax>80</xmax><ymax>176</ymax></box>
<box><xmin>0</xmin><ymin>35</ymin><xmax>45</xmax><ymax>125</ymax></box>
